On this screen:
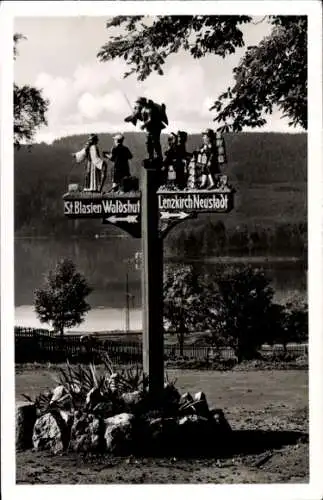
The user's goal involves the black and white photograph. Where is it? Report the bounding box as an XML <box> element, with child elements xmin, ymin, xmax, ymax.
<box><xmin>1</xmin><ymin>1</ymin><xmax>322</xmax><ymax>498</ymax></box>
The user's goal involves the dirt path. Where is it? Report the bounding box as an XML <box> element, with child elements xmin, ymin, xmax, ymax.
<box><xmin>16</xmin><ymin>442</ymin><xmax>308</xmax><ymax>484</ymax></box>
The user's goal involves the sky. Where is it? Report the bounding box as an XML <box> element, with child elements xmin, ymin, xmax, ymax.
<box><xmin>14</xmin><ymin>16</ymin><xmax>303</xmax><ymax>143</ymax></box>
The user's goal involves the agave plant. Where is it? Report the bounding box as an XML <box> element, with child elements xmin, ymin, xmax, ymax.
<box><xmin>118</xmin><ymin>365</ymin><xmax>149</xmax><ymax>393</ymax></box>
<box><xmin>22</xmin><ymin>390</ymin><xmax>58</xmax><ymax>416</ymax></box>
<box><xmin>101</xmin><ymin>354</ymin><xmax>149</xmax><ymax>394</ymax></box>
<box><xmin>50</xmin><ymin>360</ymin><xmax>111</xmax><ymax>410</ymax></box>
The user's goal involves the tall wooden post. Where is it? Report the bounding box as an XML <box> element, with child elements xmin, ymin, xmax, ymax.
<box><xmin>125</xmin><ymin>271</ymin><xmax>130</xmax><ymax>333</ymax></box>
<box><xmin>141</xmin><ymin>159</ymin><xmax>164</xmax><ymax>400</ymax></box>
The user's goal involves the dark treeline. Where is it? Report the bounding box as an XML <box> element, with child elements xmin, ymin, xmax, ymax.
<box><xmin>15</xmin><ymin>132</ymin><xmax>307</xmax><ymax>256</ymax></box>
<box><xmin>165</xmin><ymin>218</ymin><xmax>307</xmax><ymax>258</ymax></box>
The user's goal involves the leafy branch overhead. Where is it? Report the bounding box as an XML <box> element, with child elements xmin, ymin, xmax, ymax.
<box><xmin>14</xmin><ymin>84</ymin><xmax>49</xmax><ymax>148</ymax></box>
<box><xmin>98</xmin><ymin>16</ymin><xmax>252</xmax><ymax>80</ymax></box>
<box><xmin>98</xmin><ymin>15</ymin><xmax>307</xmax><ymax>131</ymax></box>
<box><xmin>14</xmin><ymin>34</ymin><xmax>49</xmax><ymax>148</ymax></box>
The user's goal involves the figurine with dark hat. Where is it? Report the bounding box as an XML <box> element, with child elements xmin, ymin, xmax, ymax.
<box><xmin>176</xmin><ymin>130</ymin><xmax>190</xmax><ymax>189</ymax></box>
<box><xmin>162</xmin><ymin>130</ymin><xmax>190</xmax><ymax>189</ymax></box>
<box><xmin>103</xmin><ymin>132</ymin><xmax>133</xmax><ymax>192</ymax></box>
<box><xmin>163</xmin><ymin>132</ymin><xmax>178</xmax><ymax>186</ymax></box>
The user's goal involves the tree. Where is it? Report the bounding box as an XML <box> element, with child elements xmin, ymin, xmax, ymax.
<box><xmin>263</xmin><ymin>296</ymin><xmax>308</xmax><ymax>358</ymax></box>
<box><xmin>211</xmin><ymin>16</ymin><xmax>307</xmax><ymax>131</ymax></box>
<box><xmin>14</xmin><ymin>33</ymin><xmax>49</xmax><ymax>148</ymax></box>
<box><xmin>163</xmin><ymin>265</ymin><xmax>219</xmax><ymax>355</ymax></box>
<box><xmin>98</xmin><ymin>15</ymin><xmax>307</xmax><ymax>131</ymax></box>
<box><xmin>278</xmin><ymin>298</ymin><xmax>308</xmax><ymax>351</ymax></box>
<box><xmin>216</xmin><ymin>266</ymin><xmax>279</xmax><ymax>361</ymax></box>
<box><xmin>34</xmin><ymin>259</ymin><xmax>92</xmax><ymax>336</ymax></box>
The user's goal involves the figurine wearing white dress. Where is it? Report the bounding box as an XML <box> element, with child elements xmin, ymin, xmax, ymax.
<box><xmin>72</xmin><ymin>134</ymin><xmax>106</xmax><ymax>192</ymax></box>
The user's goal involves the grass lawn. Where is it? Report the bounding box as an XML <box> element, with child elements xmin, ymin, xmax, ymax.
<box><xmin>15</xmin><ymin>365</ymin><xmax>308</xmax><ymax>484</ymax></box>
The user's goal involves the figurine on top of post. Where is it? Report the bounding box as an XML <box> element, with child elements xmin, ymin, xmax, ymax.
<box><xmin>162</xmin><ymin>131</ymin><xmax>190</xmax><ymax>189</ymax></box>
<box><xmin>71</xmin><ymin>134</ymin><xmax>107</xmax><ymax>193</ymax></box>
<box><xmin>103</xmin><ymin>133</ymin><xmax>133</xmax><ymax>192</ymax></box>
<box><xmin>67</xmin><ymin>98</ymin><xmax>232</xmax><ymax>195</ymax></box>
<box><xmin>125</xmin><ymin>97</ymin><xmax>168</xmax><ymax>164</ymax></box>
<box><xmin>186</xmin><ymin>128</ymin><xmax>228</xmax><ymax>191</ymax></box>
<box><xmin>160</xmin><ymin>126</ymin><xmax>231</xmax><ymax>193</ymax></box>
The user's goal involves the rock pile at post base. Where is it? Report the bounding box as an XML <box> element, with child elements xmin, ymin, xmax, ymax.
<box><xmin>17</xmin><ymin>381</ymin><xmax>232</xmax><ymax>457</ymax></box>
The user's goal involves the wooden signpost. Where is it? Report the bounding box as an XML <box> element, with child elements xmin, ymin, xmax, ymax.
<box><xmin>63</xmin><ymin>164</ymin><xmax>235</xmax><ymax>400</ymax></box>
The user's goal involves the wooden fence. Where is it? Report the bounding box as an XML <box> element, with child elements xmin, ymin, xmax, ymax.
<box><xmin>15</xmin><ymin>326</ymin><xmax>308</xmax><ymax>365</ymax></box>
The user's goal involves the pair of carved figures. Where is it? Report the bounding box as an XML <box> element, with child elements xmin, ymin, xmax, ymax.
<box><xmin>72</xmin><ymin>133</ymin><xmax>133</xmax><ymax>193</ymax></box>
<box><xmin>163</xmin><ymin>128</ymin><xmax>227</xmax><ymax>191</ymax></box>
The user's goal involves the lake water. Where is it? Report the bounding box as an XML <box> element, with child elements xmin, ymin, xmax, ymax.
<box><xmin>14</xmin><ymin>238</ymin><xmax>307</xmax><ymax>332</ymax></box>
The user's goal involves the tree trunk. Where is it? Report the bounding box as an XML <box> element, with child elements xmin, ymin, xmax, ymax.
<box><xmin>177</xmin><ymin>326</ymin><xmax>185</xmax><ymax>357</ymax></box>
<box><xmin>282</xmin><ymin>342</ymin><xmax>288</xmax><ymax>358</ymax></box>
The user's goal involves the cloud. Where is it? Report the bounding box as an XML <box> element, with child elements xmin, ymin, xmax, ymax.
<box><xmin>34</xmin><ymin>58</ymin><xmax>138</xmax><ymax>133</ymax></box>
<box><xmin>101</xmin><ymin>90</ymin><xmax>129</xmax><ymax>115</ymax></box>
<box><xmin>77</xmin><ymin>93</ymin><xmax>103</xmax><ymax>120</ymax></box>
<box><xmin>72</xmin><ymin>59</ymin><xmax>129</xmax><ymax>93</ymax></box>
<box><xmin>36</xmin><ymin>120</ymin><xmax>136</xmax><ymax>144</ymax></box>
<box><xmin>76</xmin><ymin>89</ymin><xmax>130</xmax><ymax>122</ymax></box>
<box><xmin>35</xmin><ymin>72</ymin><xmax>76</xmax><ymax>126</ymax></box>
<box><xmin>140</xmin><ymin>61</ymin><xmax>207</xmax><ymax>117</ymax></box>
<box><xmin>33</xmin><ymin>39</ymin><xmax>304</xmax><ymax>143</ymax></box>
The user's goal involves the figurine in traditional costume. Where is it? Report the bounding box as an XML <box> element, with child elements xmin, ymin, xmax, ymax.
<box><xmin>175</xmin><ymin>130</ymin><xmax>190</xmax><ymax>189</ymax></box>
<box><xmin>125</xmin><ymin>97</ymin><xmax>168</xmax><ymax>162</ymax></box>
<box><xmin>163</xmin><ymin>132</ymin><xmax>178</xmax><ymax>187</ymax></box>
<box><xmin>103</xmin><ymin>133</ymin><xmax>132</xmax><ymax>192</ymax></box>
<box><xmin>197</xmin><ymin>128</ymin><xmax>221</xmax><ymax>189</ymax></box>
<box><xmin>72</xmin><ymin>134</ymin><xmax>107</xmax><ymax>192</ymax></box>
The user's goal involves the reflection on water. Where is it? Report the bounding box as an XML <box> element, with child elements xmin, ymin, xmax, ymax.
<box><xmin>15</xmin><ymin>305</ymin><xmax>142</xmax><ymax>332</ymax></box>
<box><xmin>14</xmin><ymin>238</ymin><xmax>307</xmax><ymax>331</ymax></box>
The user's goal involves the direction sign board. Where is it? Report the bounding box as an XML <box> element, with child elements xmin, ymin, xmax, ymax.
<box><xmin>157</xmin><ymin>189</ymin><xmax>234</xmax><ymax>213</ymax></box>
<box><xmin>63</xmin><ymin>187</ymin><xmax>234</xmax><ymax>237</ymax></box>
<box><xmin>63</xmin><ymin>193</ymin><xmax>141</xmax><ymax>219</ymax></box>
<box><xmin>63</xmin><ymin>188</ymin><xmax>234</xmax><ymax>218</ymax></box>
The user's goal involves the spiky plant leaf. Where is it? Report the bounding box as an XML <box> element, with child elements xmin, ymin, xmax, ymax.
<box><xmin>101</xmin><ymin>352</ymin><xmax>115</xmax><ymax>375</ymax></box>
<box><xmin>21</xmin><ymin>393</ymin><xmax>33</xmax><ymax>403</ymax></box>
<box><xmin>165</xmin><ymin>371</ymin><xmax>178</xmax><ymax>387</ymax></box>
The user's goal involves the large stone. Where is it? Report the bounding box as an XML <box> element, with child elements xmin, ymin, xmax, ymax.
<box><xmin>32</xmin><ymin>411</ymin><xmax>70</xmax><ymax>454</ymax></box>
<box><xmin>50</xmin><ymin>385</ymin><xmax>73</xmax><ymax>410</ymax></box>
<box><xmin>120</xmin><ymin>390</ymin><xmax>147</xmax><ymax>415</ymax></box>
<box><xmin>59</xmin><ymin>409</ymin><xmax>74</xmax><ymax>427</ymax></box>
<box><xmin>50</xmin><ymin>385</ymin><xmax>66</xmax><ymax>403</ymax></box>
<box><xmin>178</xmin><ymin>391</ymin><xmax>210</xmax><ymax>417</ymax></box>
<box><xmin>16</xmin><ymin>402</ymin><xmax>37</xmax><ymax>450</ymax></box>
<box><xmin>146</xmin><ymin>416</ymin><xmax>179</xmax><ymax>451</ymax></box>
<box><xmin>69</xmin><ymin>412</ymin><xmax>105</xmax><ymax>453</ymax></box>
<box><xmin>179</xmin><ymin>392</ymin><xmax>194</xmax><ymax>406</ymax></box>
<box><xmin>104</xmin><ymin>413</ymin><xmax>135</xmax><ymax>454</ymax></box>
<box><xmin>92</xmin><ymin>401</ymin><xmax>114</xmax><ymax>419</ymax></box>
<box><xmin>179</xmin><ymin>414</ymin><xmax>209</xmax><ymax>429</ymax></box>
<box><xmin>192</xmin><ymin>391</ymin><xmax>210</xmax><ymax>417</ymax></box>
